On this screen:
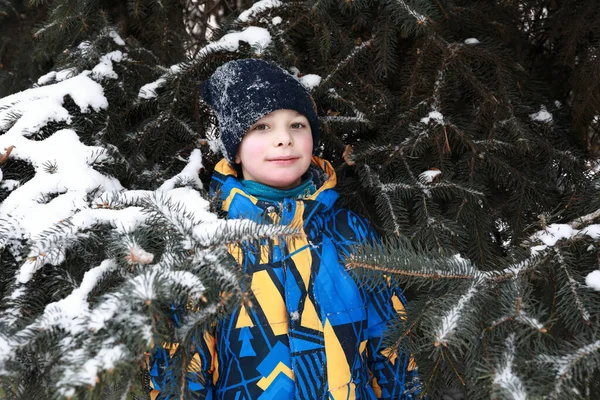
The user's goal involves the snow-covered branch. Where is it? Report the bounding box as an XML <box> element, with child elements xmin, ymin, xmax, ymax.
<box><xmin>492</xmin><ymin>334</ymin><xmax>528</xmax><ymax>400</ymax></box>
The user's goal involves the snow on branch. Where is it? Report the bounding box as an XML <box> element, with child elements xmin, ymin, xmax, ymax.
<box><xmin>15</xmin><ymin>206</ymin><xmax>147</xmax><ymax>284</ymax></box>
<box><xmin>322</xmin><ymin>115</ymin><xmax>370</xmax><ymax>125</ymax></box>
<box><xmin>434</xmin><ymin>282</ymin><xmax>479</xmax><ymax>347</ymax></box>
<box><xmin>159</xmin><ymin>148</ymin><xmax>204</xmax><ymax>191</ymax></box>
<box><xmin>539</xmin><ymin>340</ymin><xmax>600</xmax><ymax>398</ymax></box>
<box><xmin>237</xmin><ymin>0</ymin><xmax>282</xmax><ymax>22</ymax></box>
<box><xmin>19</xmin><ymin>259</ymin><xmax>118</xmax><ymax>350</ymax></box>
<box><xmin>492</xmin><ymin>334</ymin><xmax>528</xmax><ymax>400</ymax></box>
<box><xmin>138</xmin><ymin>64</ymin><xmax>184</xmax><ymax>100</ymax></box>
<box><xmin>139</xmin><ymin>25</ymin><xmax>273</xmax><ymax>99</ymax></box>
<box><xmin>0</xmin><ymin>51</ymin><xmax>129</xmax><ymax>242</ymax></box>
<box><xmin>395</xmin><ymin>0</ymin><xmax>429</xmax><ymax>24</ymax></box>
<box><xmin>555</xmin><ymin>250</ymin><xmax>591</xmax><ymax>325</ymax></box>
<box><xmin>321</xmin><ymin>38</ymin><xmax>372</xmax><ymax>87</ymax></box>
<box><xmin>325</xmin><ymin>88</ymin><xmax>369</xmax><ymax>123</ymax></box>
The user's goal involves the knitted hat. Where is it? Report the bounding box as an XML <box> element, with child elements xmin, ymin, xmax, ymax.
<box><xmin>200</xmin><ymin>59</ymin><xmax>320</xmax><ymax>163</ymax></box>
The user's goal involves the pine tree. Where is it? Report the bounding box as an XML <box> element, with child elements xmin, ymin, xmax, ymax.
<box><xmin>1</xmin><ymin>0</ymin><xmax>600</xmax><ymax>399</ymax></box>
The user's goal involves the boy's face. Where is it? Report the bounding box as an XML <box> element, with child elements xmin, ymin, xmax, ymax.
<box><xmin>235</xmin><ymin>109</ymin><xmax>313</xmax><ymax>190</ymax></box>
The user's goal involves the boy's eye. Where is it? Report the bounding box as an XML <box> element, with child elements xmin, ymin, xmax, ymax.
<box><xmin>291</xmin><ymin>122</ymin><xmax>306</xmax><ymax>129</ymax></box>
<box><xmin>252</xmin><ymin>123</ymin><xmax>269</xmax><ymax>131</ymax></box>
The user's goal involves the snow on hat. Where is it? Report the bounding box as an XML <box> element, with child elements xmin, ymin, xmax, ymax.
<box><xmin>200</xmin><ymin>59</ymin><xmax>320</xmax><ymax>163</ymax></box>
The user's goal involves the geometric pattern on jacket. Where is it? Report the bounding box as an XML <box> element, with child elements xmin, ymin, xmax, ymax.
<box><xmin>149</xmin><ymin>156</ymin><xmax>423</xmax><ymax>399</ymax></box>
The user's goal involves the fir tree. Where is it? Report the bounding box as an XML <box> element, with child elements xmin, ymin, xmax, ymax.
<box><xmin>1</xmin><ymin>0</ymin><xmax>600</xmax><ymax>399</ymax></box>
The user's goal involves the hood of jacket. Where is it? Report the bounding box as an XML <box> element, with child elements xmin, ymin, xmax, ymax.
<box><xmin>209</xmin><ymin>156</ymin><xmax>339</xmax><ymax>226</ymax></box>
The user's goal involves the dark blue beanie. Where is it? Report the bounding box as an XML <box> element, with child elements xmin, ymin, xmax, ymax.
<box><xmin>200</xmin><ymin>59</ymin><xmax>320</xmax><ymax>163</ymax></box>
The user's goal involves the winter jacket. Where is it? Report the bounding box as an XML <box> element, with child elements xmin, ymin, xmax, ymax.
<box><xmin>149</xmin><ymin>156</ymin><xmax>422</xmax><ymax>399</ymax></box>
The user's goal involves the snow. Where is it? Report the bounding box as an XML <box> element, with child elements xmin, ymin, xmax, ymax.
<box><xmin>396</xmin><ymin>0</ymin><xmax>428</xmax><ymax>24</ymax></box>
<box><xmin>39</xmin><ymin>260</ymin><xmax>117</xmax><ymax>334</ymax></box>
<box><xmin>88</xmin><ymin>296</ymin><xmax>122</xmax><ymax>332</ymax></box>
<box><xmin>418</xmin><ymin>169</ymin><xmax>441</xmax><ymax>184</ymax></box>
<box><xmin>163</xmin><ymin>187</ymin><xmax>215</xmax><ymax>223</ymax></box>
<box><xmin>0</xmin><ymin>129</ymin><xmax>123</xmax><ymax>238</ymax></box>
<box><xmin>272</xmin><ymin>16</ymin><xmax>282</xmax><ymax>25</ymax></box>
<box><xmin>529</xmin><ymin>105</ymin><xmax>553</xmax><ymax>122</ymax></box>
<box><xmin>518</xmin><ymin>313</ymin><xmax>545</xmax><ymax>331</ymax></box>
<box><xmin>138</xmin><ymin>64</ymin><xmax>183</xmax><ymax>99</ymax></box>
<box><xmin>530</xmin><ymin>245</ymin><xmax>547</xmax><ymax>254</ymax></box>
<box><xmin>37</xmin><ymin>71</ymin><xmax>57</xmax><ymax>85</ymax></box>
<box><xmin>92</xmin><ymin>50</ymin><xmax>123</xmax><ymax>80</ymax></box>
<box><xmin>493</xmin><ymin>334</ymin><xmax>528</xmax><ymax>400</ymax></box>
<box><xmin>0</xmin><ymin>64</ymin><xmax>130</xmax><ymax>251</ymax></box>
<box><xmin>78</xmin><ymin>41</ymin><xmax>91</xmax><ymax>52</ymax></box>
<box><xmin>139</xmin><ymin>26</ymin><xmax>272</xmax><ymax>100</ymax></box>
<box><xmin>299</xmin><ymin>74</ymin><xmax>321</xmax><ymax>90</ymax></box>
<box><xmin>0</xmin><ymin>71</ymin><xmax>107</xmax><ymax>116</ymax></box>
<box><xmin>531</xmin><ymin>223</ymin><xmax>600</xmax><ymax>249</ymax></box>
<box><xmin>13</xmin><ymin>206</ymin><xmax>152</xmax><ymax>283</ymax></box>
<box><xmin>540</xmin><ymin>340</ymin><xmax>600</xmax><ymax>396</ymax></box>
<box><xmin>0</xmin><ymin>336</ymin><xmax>9</xmax><ymax>368</ymax></box>
<box><xmin>237</xmin><ymin>0</ymin><xmax>282</xmax><ymax>22</ymax></box>
<box><xmin>464</xmin><ymin>38</ymin><xmax>480</xmax><ymax>45</ymax></box>
<box><xmin>159</xmin><ymin>149</ymin><xmax>204</xmax><ymax>191</ymax></box>
<box><xmin>125</xmin><ymin>244</ymin><xmax>154</xmax><ymax>265</ymax></box>
<box><xmin>108</xmin><ymin>29</ymin><xmax>126</xmax><ymax>46</ymax></box>
<box><xmin>56</xmin><ymin>68</ymin><xmax>77</xmax><ymax>82</ymax></box>
<box><xmin>532</xmin><ymin>224</ymin><xmax>577</xmax><ymax>246</ymax></box>
<box><xmin>57</xmin><ymin>344</ymin><xmax>127</xmax><ymax>397</ymax></box>
<box><xmin>435</xmin><ymin>284</ymin><xmax>478</xmax><ymax>346</ymax></box>
<box><xmin>138</xmin><ymin>77</ymin><xmax>167</xmax><ymax>99</ymax></box>
<box><xmin>202</xmin><ymin>26</ymin><xmax>271</xmax><ymax>56</ymax></box>
<box><xmin>421</xmin><ymin>111</ymin><xmax>444</xmax><ymax>124</ymax></box>
<box><xmin>585</xmin><ymin>270</ymin><xmax>600</xmax><ymax>291</ymax></box>
<box><xmin>580</xmin><ymin>224</ymin><xmax>600</xmax><ymax>238</ymax></box>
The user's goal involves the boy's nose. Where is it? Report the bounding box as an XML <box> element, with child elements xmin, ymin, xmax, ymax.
<box><xmin>274</xmin><ymin>129</ymin><xmax>293</xmax><ymax>147</ymax></box>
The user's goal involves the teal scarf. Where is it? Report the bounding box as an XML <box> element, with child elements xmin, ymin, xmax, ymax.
<box><xmin>241</xmin><ymin>178</ymin><xmax>316</xmax><ymax>203</ymax></box>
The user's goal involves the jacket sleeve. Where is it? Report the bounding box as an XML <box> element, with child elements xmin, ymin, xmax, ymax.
<box><xmin>365</xmin><ymin>285</ymin><xmax>424</xmax><ymax>399</ymax></box>
<box><xmin>342</xmin><ymin>210</ymin><xmax>424</xmax><ymax>399</ymax></box>
<box><xmin>147</xmin><ymin>311</ymin><xmax>217</xmax><ymax>399</ymax></box>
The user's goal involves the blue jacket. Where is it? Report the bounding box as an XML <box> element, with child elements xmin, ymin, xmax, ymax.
<box><xmin>149</xmin><ymin>157</ymin><xmax>422</xmax><ymax>399</ymax></box>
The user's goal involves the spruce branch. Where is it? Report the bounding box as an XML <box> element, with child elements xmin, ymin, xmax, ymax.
<box><xmin>320</xmin><ymin>37</ymin><xmax>373</xmax><ymax>88</ymax></box>
<box><xmin>346</xmin><ymin>259</ymin><xmax>474</xmax><ymax>280</ymax></box>
<box><xmin>540</xmin><ymin>340</ymin><xmax>600</xmax><ymax>400</ymax></box>
<box><xmin>324</xmin><ymin>88</ymin><xmax>369</xmax><ymax>122</ymax></box>
<box><xmin>491</xmin><ymin>333</ymin><xmax>529</xmax><ymax>400</ymax></box>
<box><xmin>434</xmin><ymin>282</ymin><xmax>479</xmax><ymax>347</ymax></box>
<box><xmin>555</xmin><ymin>250</ymin><xmax>591</xmax><ymax>326</ymax></box>
<box><xmin>394</xmin><ymin>0</ymin><xmax>429</xmax><ymax>25</ymax></box>
<box><xmin>569</xmin><ymin>208</ymin><xmax>600</xmax><ymax>230</ymax></box>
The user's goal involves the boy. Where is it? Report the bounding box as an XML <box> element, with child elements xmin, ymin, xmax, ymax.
<box><xmin>149</xmin><ymin>59</ymin><xmax>422</xmax><ymax>399</ymax></box>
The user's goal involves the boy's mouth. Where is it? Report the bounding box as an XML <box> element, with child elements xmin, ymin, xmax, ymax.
<box><xmin>268</xmin><ymin>156</ymin><xmax>299</xmax><ymax>161</ymax></box>
<box><xmin>268</xmin><ymin>156</ymin><xmax>300</xmax><ymax>164</ymax></box>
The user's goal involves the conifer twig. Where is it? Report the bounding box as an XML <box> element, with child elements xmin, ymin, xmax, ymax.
<box><xmin>556</xmin><ymin>250</ymin><xmax>591</xmax><ymax>325</ymax></box>
<box><xmin>443</xmin><ymin>347</ymin><xmax>466</xmax><ymax>386</ymax></box>
<box><xmin>568</xmin><ymin>208</ymin><xmax>600</xmax><ymax>229</ymax></box>
<box><xmin>0</xmin><ymin>145</ymin><xmax>14</xmax><ymax>165</ymax></box>
<box><xmin>320</xmin><ymin>37</ymin><xmax>373</xmax><ymax>87</ymax></box>
<box><xmin>346</xmin><ymin>260</ymin><xmax>474</xmax><ymax>280</ymax></box>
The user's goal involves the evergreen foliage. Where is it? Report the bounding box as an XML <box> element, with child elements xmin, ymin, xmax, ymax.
<box><xmin>1</xmin><ymin>0</ymin><xmax>600</xmax><ymax>399</ymax></box>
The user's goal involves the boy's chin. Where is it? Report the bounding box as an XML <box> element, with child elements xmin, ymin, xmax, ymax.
<box><xmin>265</xmin><ymin>177</ymin><xmax>302</xmax><ymax>190</ymax></box>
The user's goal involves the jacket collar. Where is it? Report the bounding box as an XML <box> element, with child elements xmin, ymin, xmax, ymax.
<box><xmin>209</xmin><ymin>156</ymin><xmax>339</xmax><ymax>223</ymax></box>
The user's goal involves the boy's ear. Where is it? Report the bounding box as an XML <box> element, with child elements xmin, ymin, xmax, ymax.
<box><xmin>234</xmin><ymin>152</ymin><xmax>241</xmax><ymax>164</ymax></box>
